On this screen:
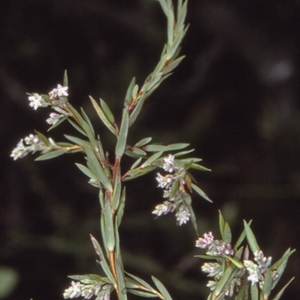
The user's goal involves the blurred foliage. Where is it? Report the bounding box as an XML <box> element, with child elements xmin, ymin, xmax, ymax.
<box><xmin>1</xmin><ymin>0</ymin><xmax>300</xmax><ymax>299</ymax></box>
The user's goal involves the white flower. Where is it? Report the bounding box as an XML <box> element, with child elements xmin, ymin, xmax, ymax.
<box><xmin>63</xmin><ymin>281</ymin><xmax>82</xmax><ymax>299</ymax></box>
<box><xmin>10</xmin><ymin>139</ymin><xmax>28</xmax><ymax>160</ymax></box>
<box><xmin>175</xmin><ymin>208</ymin><xmax>190</xmax><ymax>225</ymax></box>
<box><xmin>163</xmin><ymin>154</ymin><xmax>176</xmax><ymax>173</ymax></box>
<box><xmin>11</xmin><ymin>134</ymin><xmax>53</xmax><ymax>160</ymax></box>
<box><xmin>196</xmin><ymin>232</ymin><xmax>214</xmax><ymax>249</ymax></box>
<box><xmin>28</xmin><ymin>93</ymin><xmax>49</xmax><ymax>110</ymax></box>
<box><xmin>244</xmin><ymin>260</ymin><xmax>262</xmax><ymax>285</ymax></box>
<box><xmin>49</xmin><ymin>84</ymin><xmax>68</xmax><ymax>99</ymax></box>
<box><xmin>152</xmin><ymin>202</ymin><xmax>172</xmax><ymax>216</ymax></box>
<box><xmin>46</xmin><ymin>112</ymin><xmax>64</xmax><ymax>125</ymax></box>
<box><xmin>156</xmin><ymin>173</ymin><xmax>173</xmax><ymax>189</ymax></box>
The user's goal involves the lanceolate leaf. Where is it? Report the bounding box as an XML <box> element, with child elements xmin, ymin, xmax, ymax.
<box><xmin>151</xmin><ymin>276</ymin><xmax>173</xmax><ymax>300</ymax></box>
<box><xmin>90</xmin><ymin>96</ymin><xmax>118</xmax><ymax>136</ymax></box>
<box><xmin>243</xmin><ymin>221</ymin><xmax>260</xmax><ymax>253</ymax></box>
<box><xmin>84</xmin><ymin>145</ymin><xmax>112</xmax><ymax>192</ymax></box>
<box><xmin>100</xmin><ymin>98</ymin><xmax>115</xmax><ymax>123</ymax></box>
<box><xmin>35</xmin><ymin>149</ymin><xmax>67</xmax><ymax>161</ymax></box>
<box><xmin>115</xmin><ymin>108</ymin><xmax>129</xmax><ymax>158</ymax></box>
<box><xmin>191</xmin><ymin>184</ymin><xmax>212</xmax><ymax>203</ymax></box>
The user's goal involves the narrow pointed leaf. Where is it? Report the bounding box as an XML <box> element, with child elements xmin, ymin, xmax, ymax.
<box><xmin>34</xmin><ymin>130</ymin><xmax>50</xmax><ymax>146</ymax></box>
<box><xmin>64</xmin><ymin>134</ymin><xmax>87</xmax><ymax>146</ymax></box>
<box><xmin>250</xmin><ymin>283</ymin><xmax>258</xmax><ymax>300</ymax></box>
<box><xmin>151</xmin><ymin>276</ymin><xmax>173</xmax><ymax>300</ymax></box>
<box><xmin>80</xmin><ymin>107</ymin><xmax>95</xmax><ymax>136</ymax></box>
<box><xmin>100</xmin><ymin>98</ymin><xmax>115</xmax><ymax>123</ymax></box>
<box><xmin>63</xmin><ymin>70</ymin><xmax>68</xmax><ymax>86</ymax></box>
<box><xmin>135</xmin><ymin>137</ymin><xmax>152</xmax><ymax>147</ymax></box>
<box><xmin>90</xmin><ymin>96</ymin><xmax>117</xmax><ymax>136</ymax></box>
<box><xmin>243</xmin><ymin>221</ymin><xmax>260</xmax><ymax>253</ymax></box>
<box><xmin>141</xmin><ymin>151</ymin><xmax>163</xmax><ymax>168</ymax></box>
<box><xmin>67</xmin><ymin>119</ymin><xmax>87</xmax><ymax>136</ymax></box>
<box><xmin>35</xmin><ymin>149</ymin><xmax>67</xmax><ymax>161</ymax></box>
<box><xmin>263</xmin><ymin>269</ymin><xmax>273</xmax><ymax>299</ymax></box>
<box><xmin>272</xmin><ymin>277</ymin><xmax>295</xmax><ymax>300</ymax></box>
<box><xmin>75</xmin><ymin>163</ymin><xmax>97</xmax><ymax>181</ymax></box>
<box><xmin>125</xmin><ymin>77</ymin><xmax>136</xmax><ymax>104</ymax></box>
<box><xmin>90</xmin><ymin>235</ymin><xmax>115</xmax><ymax>284</ymax></box>
<box><xmin>84</xmin><ymin>145</ymin><xmax>112</xmax><ymax>192</ymax></box>
<box><xmin>115</xmin><ymin>108</ymin><xmax>129</xmax><ymax>158</ymax></box>
<box><xmin>191</xmin><ymin>183</ymin><xmax>212</xmax><ymax>203</ymax></box>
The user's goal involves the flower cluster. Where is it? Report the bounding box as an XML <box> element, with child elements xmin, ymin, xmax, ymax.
<box><xmin>10</xmin><ymin>134</ymin><xmax>55</xmax><ymax>160</ymax></box>
<box><xmin>152</xmin><ymin>154</ymin><xmax>191</xmax><ymax>225</ymax></box>
<box><xmin>63</xmin><ymin>279</ymin><xmax>113</xmax><ymax>300</ymax></box>
<box><xmin>196</xmin><ymin>232</ymin><xmax>240</xmax><ymax>297</ymax></box>
<box><xmin>195</xmin><ymin>232</ymin><xmax>234</xmax><ymax>256</ymax></box>
<box><xmin>28</xmin><ymin>84</ymin><xmax>70</xmax><ymax>125</ymax></box>
<box><xmin>244</xmin><ymin>250</ymin><xmax>275</xmax><ymax>286</ymax></box>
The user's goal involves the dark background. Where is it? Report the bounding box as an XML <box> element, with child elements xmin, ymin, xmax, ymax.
<box><xmin>1</xmin><ymin>0</ymin><xmax>300</xmax><ymax>299</ymax></box>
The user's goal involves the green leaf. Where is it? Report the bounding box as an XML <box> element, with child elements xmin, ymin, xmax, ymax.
<box><xmin>144</xmin><ymin>144</ymin><xmax>167</xmax><ymax>152</ymax></box>
<box><xmin>103</xmin><ymin>202</ymin><xmax>115</xmax><ymax>251</ymax></box>
<box><xmin>226</xmin><ymin>256</ymin><xmax>244</xmax><ymax>268</ymax></box>
<box><xmin>66</xmin><ymin>102</ymin><xmax>87</xmax><ymax>127</ymax></box>
<box><xmin>222</xmin><ymin>223</ymin><xmax>232</xmax><ymax>244</ymax></box>
<box><xmin>250</xmin><ymin>283</ymin><xmax>259</xmax><ymax>300</ymax></box>
<box><xmin>75</xmin><ymin>163</ymin><xmax>97</xmax><ymax>181</ymax></box>
<box><xmin>130</xmin><ymin>157</ymin><xmax>142</xmax><ymax>170</ymax></box>
<box><xmin>211</xmin><ymin>268</ymin><xmax>232</xmax><ymax>298</ymax></box>
<box><xmin>84</xmin><ymin>145</ymin><xmax>112</xmax><ymax>192</ymax></box>
<box><xmin>182</xmin><ymin>192</ymin><xmax>198</xmax><ymax>235</ymax></box>
<box><xmin>165</xmin><ymin>143</ymin><xmax>189</xmax><ymax>151</ymax></box>
<box><xmin>219</xmin><ymin>210</ymin><xmax>232</xmax><ymax>244</ymax></box>
<box><xmin>80</xmin><ymin>107</ymin><xmax>95</xmax><ymax>136</ymax></box>
<box><xmin>35</xmin><ymin>149</ymin><xmax>67</xmax><ymax>161</ymax></box>
<box><xmin>234</xmin><ymin>221</ymin><xmax>251</xmax><ymax>250</ymax></box>
<box><xmin>178</xmin><ymin>157</ymin><xmax>202</xmax><ymax>164</ymax></box>
<box><xmin>90</xmin><ymin>96</ymin><xmax>117</xmax><ymax>136</ymax></box>
<box><xmin>151</xmin><ymin>276</ymin><xmax>173</xmax><ymax>300</ymax></box>
<box><xmin>112</xmin><ymin>172</ymin><xmax>121</xmax><ymax>211</ymax></box>
<box><xmin>271</xmin><ymin>248</ymin><xmax>295</xmax><ymax>289</ymax></box>
<box><xmin>219</xmin><ymin>210</ymin><xmax>226</xmax><ymax>238</ymax></box>
<box><xmin>67</xmin><ymin>119</ymin><xmax>87</xmax><ymax>136</ymax></box>
<box><xmin>191</xmin><ymin>183</ymin><xmax>212</xmax><ymax>203</ymax></box>
<box><xmin>122</xmin><ymin>166</ymin><xmax>156</xmax><ymax>181</ymax></box>
<box><xmin>116</xmin><ymin>187</ymin><xmax>126</xmax><ymax>228</ymax></box>
<box><xmin>188</xmin><ymin>163</ymin><xmax>211</xmax><ymax>172</ymax></box>
<box><xmin>63</xmin><ymin>70</ymin><xmax>68</xmax><ymax>86</ymax></box>
<box><xmin>129</xmin><ymin>87</ymin><xmax>148</xmax><ymax>126</ymax></box>
<box><xmin>163</xmin><ymin>56</ymin><xmax>185</xmax><ymax>74</ymax></box>
<box><xmin>176</xmin><ymin>0</ymin><xmax>188</xmax><ymax>33</ymax></box>
<box><xmin>141</xmin><ymin>151</ymin><xmax>163</xmax><ymax>168</ymax></box>
<box><xmin>34</xmin><ymin>130</ymin><xmax>50</xmax><ymax>146</ymax></box>
<box><xmin>127</xmin><ymin>289</ymin><xmax>157</xmax><ymax>298</ymax></box>
<box><xmin>115</xmin><ymin>108</ymin><xmax>129</xmax><ymax>158</ymax></box>
<box><xmin>125</xmin><ymin>272</ymin><xmax>156</xmax><ymax>295</ymax></box>
<box><xmin>131</xmin><ymin>84</ymin><xmax>139</xmax><ymax>99</ymax></box>
<box><xmin>89</xmin><ymin>235</ymin><xmax>115</xmax><ymax>285</ymax></box>
<box><xmin>262</xmin><ymin>269</ymin><xmax>273</xmax><ymax>299</ymax></box>
<box><xmin>243</xmin><ymin>221</ymin><xmax>260</xmax><ymax>253</ymax></box>
<box><xmin>173</xmin><ymin>149</ymin><xmax>195</xmax><ymax>157</ymax></box>
<box><xmin>131</xmin><ymin>147</ymin><xmax>147</xmax><ymax>156</ymax></box>
<box><xmin>145</xmin><ymin>72</ymin><xmax>163</xmax><ymax>92</ymax></box>
<box><xmin>125</xmin><ymin>77</ymin><xmax>136</xmax><ymax>104</ymax></box>
<box><xmin>135</xmin><ymin>137</ymin><xmax>152</xmax><ymax>147</ymax></box>
<box><xmin>272</xmin><ymin>277</ymin><xmax>295</xmax><ymax>300</ymax></box>
<box><xmin>115</xmin><ymin>254</ymin><xmax>127</xmax><ymax>300</ymax></box>
<box><xmin>100</xmin><ymin>98</ymin><xmax>115</xmax><ymax>123</ymax></box>
<box><xmin>64</xmin><ymin>134</ymin><xmax>87</xmax><ymax>146</ymax></box>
